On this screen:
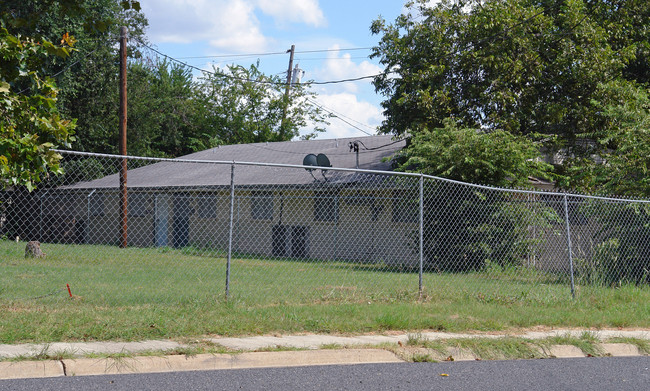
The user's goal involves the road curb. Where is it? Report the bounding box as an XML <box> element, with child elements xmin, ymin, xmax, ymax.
<box><xmin>1</xmin><ymin>329</ymin><xmax>648</xmax><ymax>380</ymax></box>
<box><xmin>0</xmin><ymin>360</ymin><xmax>64</xmax><ymax>380</ymax></box>
<box><xmin>0</xmin><ymin>349</ymin><xmax>402</xmax><ymax>379</ymax></box>
<box><xmin>1</xmin><ymin>343</ymin><xmax>647</xmax><ymax>380</ymax></box>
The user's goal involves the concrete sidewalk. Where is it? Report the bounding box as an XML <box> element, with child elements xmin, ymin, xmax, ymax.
<box><xmin>1</xmin><ymin>329</ymin><xmax>648</xmax><ymax>380</ymax></box>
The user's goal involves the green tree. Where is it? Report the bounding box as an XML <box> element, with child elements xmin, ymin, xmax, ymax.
<box><xmin>1</xmin><ymin>0</ymin><xmax>148</xmax><ymax>154</ymax></box>
<box><xmin>371</xmin><ymin>0</ymin><xmax>648</xmax><ymax>186</ymax></box>
<box><xmin>0</xmin><ymin>0</ymin><xmax>143</xmax><ymax>189</ymax></box>
<box><xmin>394</xmin><ymin>120</ymin><xmax>552</xmax><ymax>187</ymax></box>
<box><xmin>566</xmin><ymin>81</ymin><xmax>650</xmax><ymax>197</ymax></box>
<box><xmin>125</xmin><ymin>59</ymin><xmax>209</xmax><ymax>157</ymax></box>
<box><xmin>394</xmin><ymin>121</ymin><xmax>557</xmax><ymax>272</ymax></box>
<box><xmin>0</xmin><ymin>16</ymin><xmax>75</xmax><ymax>190</ymax></box>
<box><xmin>57</xmin><ymin>4</ymin><xmax>148</xmax><ymax>154</ymax></box>
<box><xmin>198</xmin><ymin>62</ymin><xmax>328</xmax><ymax>145</ymax></box>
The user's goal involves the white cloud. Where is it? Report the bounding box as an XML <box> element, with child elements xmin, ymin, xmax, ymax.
<box><xmin>308</xmin><ymin>93</ymin><xmax>383</xmax><ymax>139</ymax></box>
<box><xmin>312</xmin><ymin>45</ymin><xmax>383</xmax><ymax>94</ymax></box>
<box><xmin>140</xmin><ymin>0</ymin><xmax>268</xmax><ymax>51</ymax></box>
<box><xmin>256</xmin><ymin>0</ymin><xmax>326</xmax><ymax>27</ymax></box>
<box><xmin>139</xmin><ymin>0</ymin><xmax>326</xmax><ymax>52</ymax></box>
<box><xmin>296</xmin><ymin>45</ymin><xmax>386</xmax><ymax>139</ymax></box>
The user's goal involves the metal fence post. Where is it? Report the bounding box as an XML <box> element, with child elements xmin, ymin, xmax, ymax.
<box><xmin>419</xmin><ymin>174</ymin><xmax>424</xmax><ymax>298</ymax></box>
<box><xmin>563</xmin><ymin>194</ymin><xmax>576</xmax><ymax>299</ymax></box>
<box><xmin>39</xmin><ymin>193</ymin><xmax>43</xmax><ymax>242</ymax></box>
<box><xmin>225</xmin><ymin>163</ymin><xmax>235</xmax><ymax>300</ymax></box>
<box><xmin>87</xmin><ymin>189</ymin><xmax>96</xmax><ymax>244</ymax></box>
<box><xmin>39</xmin><ymin>190</ymin><xmax>48</xmax><ymax>242</ymax></box>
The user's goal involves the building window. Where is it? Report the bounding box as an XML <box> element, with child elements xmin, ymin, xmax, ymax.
<box><xmin>251</xmin><ymin>191</ymin><xmax>273</xmax><ymax>220</ymax></box>
<box><xmin>128</xmin><ymin>193</ymin><xmax>151</xmax><ymax>217</ymax></box>
<box><xmin>89</xmin><ymin>192</ymin><xmax>104</xmax><ymax>216</ymax></box>
<box><xmin>195</xmin><ymin>195</ymin><xmax>218</xmax><ymax>218</ymax></box>
<box><xmin>392</xmin><ymin>190</ymin><xmax>418</xmax><ymax>223</ymax></box>
<box><xmin>314</xmin><ymin>191</ymin><xmax>338</xmax><ymax>222</ymax></box>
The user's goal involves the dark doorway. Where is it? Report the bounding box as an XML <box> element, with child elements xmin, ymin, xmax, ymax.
<box><xmin>272</xmin><ymin>225</ymin><xmax>289</xmax><ymax>257</ymax></box>
<box><xmin>172</xmin><ymin>194</ymin><xmax>192</xmax><ymax>248</ymax></box>
<box><xmin>291</xmin><ymin>226</ymin><xmax>309</xmax><ymax>258</ymax></box>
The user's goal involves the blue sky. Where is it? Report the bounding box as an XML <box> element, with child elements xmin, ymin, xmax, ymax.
<box><xmin>137</xmin><ymin>0</ymin><xmax>409</xmax><ymax>139</ymax></box>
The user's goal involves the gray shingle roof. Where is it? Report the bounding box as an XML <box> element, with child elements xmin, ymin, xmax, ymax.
<box><xmin>69</xmin><ymin>135</ymin><xmax>406</xmax><ymax>189</ymax></box>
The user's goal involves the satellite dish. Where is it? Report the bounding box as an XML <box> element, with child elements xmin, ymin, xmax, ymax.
<box><xmin>316</xmin><ymin>153</ymin><xmax>331</xmax><ymax>168</ymax></box>
<box><xmin>303</xmin><ymin>154</ymin><xmax>318</xmax><ymax>170</ymax></box>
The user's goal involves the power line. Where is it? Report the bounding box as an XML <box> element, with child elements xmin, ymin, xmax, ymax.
<box><xmin>247</xmin><ymin>137</ymin><xmax>404</xmax><ymax>156</ymax></box>
<box><xmin>352</xmin><ymin>138</ymin><xmax>404</xmax><ymax>151</ymax></box>
<box><xmin>306</xmin><ymin>98</ymin><xmax>378</xmax><ymax>133</ymax></box>
<box><xmin>309</xmin><ymin>75</ymin><xmax>379</xmax><ymax>85</ymax></box>
<box><xmin>177</xmin><ymin>51</ymin><xmax>288</xmax><ymax>59</ymax></box>
<box><xmin>175</xmin><ymin>47</ymin><xmax>373</xmax><ymax>60</ymax></box>
<box><xmin>142</xmin><ymin>43</ymin><xmax>282</xmax><ymax>85</ymax></box>
<box><xmin>141</xmin><ymin>44</ymin><xmax>386</xmax><ymax>136</ymax></box>
<box><xmin>297</xmin><ymin>47</ymin><xmax>373</xmax><ymax>54</ymax></box>
<box><xmin>295</xmin><ymin>56</ymin><xmax>372</xmax><ymax>61</ymax></box>
<box><xmin>142</xmin><ymin>43</ymin><xmax>385</xmax><ymax>87</ymax></box>
<box><xmin>306</xmin><ymin>98</ymin><xmax>374</xmax><ymax>136</ymax></box>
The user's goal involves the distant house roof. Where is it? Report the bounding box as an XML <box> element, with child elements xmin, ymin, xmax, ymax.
<box><xmin>68</xmin><ymin>135</ymin><xmax>406</xmax><ymax>189</ymax></box>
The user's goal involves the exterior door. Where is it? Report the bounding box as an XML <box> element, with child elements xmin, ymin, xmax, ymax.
<box><xmin>155</xmin><ymin>194</ymin><xmax>169</xmax><ymax>247</ymax></box>
<box><xmin>291</xmin><ymin>226</ymin><xmax>309</xmax><ymax>258</ymax></box>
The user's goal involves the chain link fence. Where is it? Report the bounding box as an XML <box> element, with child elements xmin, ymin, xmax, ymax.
<box><xmin>1</xmin><ymin>150</ymin><xmax>649</xmax><ymax>306</ymax></box>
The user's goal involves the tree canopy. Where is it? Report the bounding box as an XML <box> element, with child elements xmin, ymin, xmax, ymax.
<box><xmin>0</xmin><ymin>0</ymin><xmax>143</xmax><ymax>189</ymax></box>
<box><xmin>197</xmin><ymin>62</ymin><xmax>327</xmax><ymax>146</ymax></box>
<box><xmin>371</xmin><ymin>0</ymin><xmax>649</xmax><ymax>194</ymax></box>
<box><xmin>2</xmin><ymin>0</ymin><xmax>328</xmax><ymax>189</ymax></box>
<box><xmin>394</xmin><ymin>120</ymin><xmax>552</xmax><ymax>187</ymax></box>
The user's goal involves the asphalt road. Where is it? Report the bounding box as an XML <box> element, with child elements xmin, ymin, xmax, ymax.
<box><xmin>1</xmin><ymin>357</ymin><xmax>648</xmax><ymax>391</ymax></box>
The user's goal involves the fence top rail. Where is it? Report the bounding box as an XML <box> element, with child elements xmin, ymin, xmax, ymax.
<box><xmin>53</xmin><ymin>149</ymin><xmax>650</xmax><ymax>204</ymax></box>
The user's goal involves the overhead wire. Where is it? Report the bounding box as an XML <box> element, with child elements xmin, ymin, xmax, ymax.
<box><xmin>306</xmin><ymin>98</ymin><xmax>378</xmax><ymax>133</ymax></box>
<box><xmin>141</xmin><ymin>43</ymin><xmax>386</xmax><ymax>87</ymax></box>
<box><xmin>176</xmin><ymin>46</ymin><xmax>373</xmax><ymax>60</ymax></box>
<box><xmin>351</xmin><ymin>138</ymin><xmax>405</xmax><ymax>151</ymax></box>
<box><xmin>138</xmin><ymin>43</ymin><xmax>386</xmax><ymax>138</ymax></box>
<box><xmin>306</xmin><ymin>98</ymin><xmax>374</xmax><ymax>136</ymax></box>
<box><xmin>14</xmin><ymin>39</ymin><xmax>384</xmax><ymax>137</ymax></box>
<box><xmin>247</xmin><ymin>137</ymin><xmax>405</xmax><ymax>156</ymax></box>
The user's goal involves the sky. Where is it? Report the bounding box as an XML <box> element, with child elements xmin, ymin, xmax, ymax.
<box><xmin>137</xmin><ymin>0</ymin><xmax>409</xmax><ymax>140</ymax></box>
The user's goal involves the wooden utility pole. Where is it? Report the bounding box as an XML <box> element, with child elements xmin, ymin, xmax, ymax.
<box><xmin>119</xmin><ymin>26</ymin><xmax>128</xmax><ymax>248</ymax></box>
<box><xmin>284</xmin><ymin>45</ymin><xmax>295</xmax><ymax>97</ymax></box>
<box><xmin>280</xmin><ymin>45</ymin><xmax>295</xmax><ymax>140</ymax></box>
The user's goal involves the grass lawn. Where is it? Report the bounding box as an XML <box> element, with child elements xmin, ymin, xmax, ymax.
<box><xmin>1</xmin><ymin>239</ymin><xmax>648</xmax><ymax>344</ymax></box>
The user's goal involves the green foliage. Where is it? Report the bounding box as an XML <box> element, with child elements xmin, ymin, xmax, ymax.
<box><xmin>419</xmin><ymin>182</ymin><xmax>560</xmax><ymax>272</ymax></box>
<box><xmin>391</xmin><ymin>121</ymin><xmax>558</xmax><ymax>273</ymax></box>
<box><xmin>564</xmin><ymin>81</ymin><xmax>650</xmax><ymax>196</ymax></box>
<box><xmin>371</xmin><ymin>0</ymin><xmax>650</xmax><ymax>196</ymax></box>
<box><xmin>0</xmin><ymin>28</ymin><xmax>75</xmax><ymax>190</ymax></box>
<box><xmin>197</xmin><ymin>62</ymin><xmax>328</xmax><ymax>144</ymax></box>
<box><xmin>394</xmin><ymin>120</ymin><xmax>552</xmax><ymax>187</ymax></box>
<box><xmin>1</xmin><ymin>0</ymin><xmax>325</xmax><ymax>166</ymax></box>
<box><xmin>110</xmin><ymin>58</ymin><xmax>329</xmax><ymax>157</ymax></box>
<box><xmin>578</xmin><ymin>201</ymin><xmax>650</xmax><ymax>286</ymax></box>
<box><xmin>0</xmin><ymin>0</ymin><xmax>143</xmax><ymax>190</ymax></box>
<box><xmin>124</xmin><ymin>60</ymin><xmax>209</xmax><ymax>157</ymax></box>
<box><xmin>371</xmin><ymin>0</ymin><xmax>640</xmax><ymax>140</ymax></box>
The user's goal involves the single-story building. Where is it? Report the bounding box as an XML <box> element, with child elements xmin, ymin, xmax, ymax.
<box><xmin>23</xmin><ymin>135</ymin><xmax>425</xmax><ymax>266</ymax></box>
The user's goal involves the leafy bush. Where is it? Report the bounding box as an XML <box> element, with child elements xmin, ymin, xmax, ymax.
<box><xmin>420</xmin><ymin>181</ymin><xmax>560</xmax><ymax>272</ymax></box>
<box><xmin>578</xmin><ymin>201</ymin><xmax>650</xmax><ymax>286</ymax></box>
